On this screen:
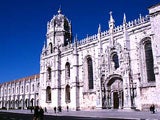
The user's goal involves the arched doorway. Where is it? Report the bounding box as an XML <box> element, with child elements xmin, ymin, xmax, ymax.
<box><xmin>106</xmin><ymin>74</ymin><xmax>123</xmax><ymax>109</ymax></box>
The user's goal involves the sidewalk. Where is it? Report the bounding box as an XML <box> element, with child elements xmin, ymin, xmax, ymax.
<box><xmin>0</xmin><ymin>109</ymin><xmax>160</xmax><ymax>120</ymax></box>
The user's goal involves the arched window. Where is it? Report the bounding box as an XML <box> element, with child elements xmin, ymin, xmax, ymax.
<box><xmin>13</xmin><ymin>88</ymin><xmax>14</xmax><ymax>94</ymax></box>
<box><xmin>32</xmin><ymin>84</ymin><xmax>34</xmax><ymax>92</ymax></box>
<box><xmin>65</xmin><ymin>62</ymin><xmax>70</xmax><ymax>79</ymax></box>
<box><xmin>112</xmin><ymin>53</ymin><xmax>119</xmax><ymax>70</ymax></box>
<box><xmin>65</xmin><ymin>85</ymin><xmax>70</xmax><ymax>103</ymax></box>
<box><xmin>46</xmin><ymin>86</ymin><xmax>51</xmax><ymax>102</ymax></box>
<box><xmin>87</xmin><ymin>57</ymin><xmax>94</xmax><ymax>89</ymax></box>
<box><xmin>144</xmin><ymin>41</ymin><xmax>155</xmax><ymax>82</ymax></box>
<box><xmin>26</xmin><ymin>85</ymin><xmax>28</xmax><ymax>92</ymax></box>
<box><xmin>9</xmin><ymin>88</ymin><xmax>11</xmax><ymax>94</ymax></box>
<box><xmin>17</xmin><ymin>87</ymin><xmax>19</xmax><ymax>93</ymax></box>
<box><xmin>49</xmin><ymin>43</ymin><xmax>53</xmax><ymax>53</ymax></box>
<box><xmin>21</xmin><ymin>86</ymin><xmax>23</xmax><ymax>93</ymax></box>
<box><xmin>47</xmin><ymin>67</ymin><xmax>52</xmax><ymax>81</ymax></box>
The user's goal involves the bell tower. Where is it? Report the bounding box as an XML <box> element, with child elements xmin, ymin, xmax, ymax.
<box><xmin>40</xmin><ymin>7</ymin><xmax>72</xmax><ymax>109</ymax></box>
<box><xmin>46</xmin><ymin>8</ymin><xmax>72</xmax><ymax>49</ymax></box>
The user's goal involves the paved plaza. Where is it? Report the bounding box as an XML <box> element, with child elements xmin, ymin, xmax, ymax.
<box><xmin>0</xmin><ymin>109</ymin><xmax>160</xmax><ymax>120</ymax></box>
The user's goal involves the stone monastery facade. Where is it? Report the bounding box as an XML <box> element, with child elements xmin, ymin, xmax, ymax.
<box><xmin>1</xmin><ymin>3</ymin><xmax>160</xmax><ymax>111</ymax></box>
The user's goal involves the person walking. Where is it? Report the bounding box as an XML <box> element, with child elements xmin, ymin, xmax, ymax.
<box><xmin>150</xmin><ymin>104</ymin><xmax>155</xmax><ymax>114</ymax></box>
<box><xmin>152</xmin><ymin>104</ymin><xmax>155</xmax><ymax>114</ymax></box>
<box><xmin>44</xmin><ymin>107</ymin><xmax>47</xmax><ymax>113</ymax></box>
<box><xmin>33</xmin><ymin>106</ymin><xmax>39</xmax><ymax>120</ymax></box>
<box><xmin>54</xmin><ymin>106</ymin><xmax>56</xmax><ymax>114</ymax></box>
<box><xmin>39</xmin><ymin>107</ymin><xmax>44</xmax><ymax>120</ymax></box>
<box><xmin>31</xmin><ymin>106</ymin><xmax>33</xmax><ymax>113</ymax></box>
<box><xmin>67</xmin><ymin>105</ymin><xmax>69</xmax><ymax>112</ymax></box>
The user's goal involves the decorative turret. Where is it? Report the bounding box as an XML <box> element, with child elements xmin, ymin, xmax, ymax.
<box><xmin>98</xmin><ymin>24</ymin><xmax>101</xmax><ymax>40</ymax></box>
<box><xmin>108</xmin><ymin>11</ymin><xmax>115</xmax><ymax>48</ymax></box>
<box><xmin>109</xmin><ymin>11</ymin><xmax>115</xmax><ymax>29</ymax></box>
<box><xmin>97</xmin><ymin>24</ymin><xmax>102</xmax><ymax>55</ymax></box>
<box><xmin>45</xmin><ymin>7</ymin><xmax>72</xmax><ymax>53</ymax></box>
<box><xmin>73</xmin><ymin>35</ymin><xmax>78</xmax><ymax>55</ymax></box>
<box><xmin>123</xmin><ymin>13</ymin><xmax>130</xmax><ymax>50</ymax></box>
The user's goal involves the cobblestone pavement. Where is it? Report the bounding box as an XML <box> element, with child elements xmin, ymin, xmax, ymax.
<box><xmin>0</xmin><ymin>109</ymin><xmax>160</xmax><ymax>120</ymax></box>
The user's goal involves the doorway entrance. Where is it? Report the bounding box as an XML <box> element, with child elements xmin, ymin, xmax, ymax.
<box><xmin>113</xmin><ymin>92</ymin><xmax>119</xmax><ymax>109</ymax></box>
<box><xmin>105</xmin><ymin>74</ymin><xmax>123</xmax><ymax>109</ymax></box>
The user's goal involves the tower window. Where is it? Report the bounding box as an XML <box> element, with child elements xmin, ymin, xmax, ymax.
<box><xmin>65</xmin><ymin>62</ymin><xmax>70</xmax><ymax>79</ymax></box>
<box><xmin>47</xmin><ymin>67</ymin><xmax>52</xmax><ymax>81</ymax></box>
<box><xmin>46</xmin><ymin>86</ymin><xmax>51</xmax><ymax>102</ymax></box>
<box><xmin>65</xmin><ymin>85</ymin><xmax>71</xmax><ymax>103</ymax></box>
<box><xmin>49</xmin><ymin>43</ymin><xmax>53</xmax><ymax>53</ymax></box>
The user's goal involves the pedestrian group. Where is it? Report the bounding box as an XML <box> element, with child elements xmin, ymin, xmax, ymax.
<box><xmin>33</xmin><ymin>106</ymin><xmax>44</xmax><ymax>120</ymax></box>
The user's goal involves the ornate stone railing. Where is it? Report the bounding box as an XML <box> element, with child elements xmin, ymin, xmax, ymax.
<box><xmin>78</xmin><ymin>34</ymin><xmax>98</xmax><ymax>45</ymax></box>
<box><xmin>61</xmin><ymin>15</ymin><xmax>150</xmax><ymax>52</ymax></box>
<box><xmin>113</xmin><ymin>15</ymin><xmax>150</xmax><ymax>33</ymax></box>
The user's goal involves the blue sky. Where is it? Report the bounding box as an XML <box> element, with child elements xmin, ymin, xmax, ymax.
<box><xmin>0</xmin><ymin>0</ymin><xmax>159</xmax><ymax>83</ymax></box>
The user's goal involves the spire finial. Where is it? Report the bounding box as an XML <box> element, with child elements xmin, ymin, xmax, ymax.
<box><xmin>58</xmin><ymin>5</ymin><xmax>61</xmax><ymax>14</ymax></box>
<box><xmin>123</xmin><ymin>13</ymin><xmax>126</xmax><ymax>24</ymax></box>
<box><xmin>109</xmin><ymin>11</ymin><xmax>114</xmax><ymax>23</ymax></box>
<box><xmin>98</xmin><ymin>24</ymin><xmax>101</xmax><ymax>33</ymax></box>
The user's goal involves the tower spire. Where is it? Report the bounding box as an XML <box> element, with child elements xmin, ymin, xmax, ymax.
<box><xmin>98</xmin><ymin>24</ymin><xmax>101</xmax><ymax>34</ymax></box>
<box><xmin>108</xmin><ymin>11</ymin><xmax>115</xmax><ymax>30</ymax></box>
<box><xmin>58</xmin><ymin>5</ymin><xmax>61</xmax><ymax>14</ymax></box>
<box><xmin>123</xmin><ymin>13</ymin><xmax>126</xmax><ymax>25</ymax></box>
<box><xmin>109</xmin><ymin>11</ymin><xmax>114</xmax><ymax>23</ymax></box>
<box><xmin>108</xmin><ymin>11</ymin><xmax>115</xmax><ymax>48</ymax></box>
<box><xmin>123</xmin><ymin>13</ymin><xmax>130</xmax><ymax>50</ymax></box>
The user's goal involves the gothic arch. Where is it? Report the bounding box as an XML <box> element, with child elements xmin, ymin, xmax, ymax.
<box><xmin>49</xmin><ymin>42</ymin><xmax>53</xmax><ymax>53</ymax></box>
<box><xmin>46</xmin><ymin>86</ymin><xmax>51</xmax><ymax>102</ymax></box>
<box><xmin>65</xmin><ymin>84</ymin><xmax>71</xmax><ymax>103</ymax></box>
<box><xmin>110</xmin><ymin>52</ymin><xmax>119</xmax><ymax>70</ymax></box>
<box><xmin>83</xmin><ymin>55</ymin><xmax>94</xmax><ymax>91</ymax></box>
<box><xmin>105</xmin><ymin>74</ymin><xmax>123</xmax><ymax>109</ymax></box>
<box><xmin>139</xmin><ymin>37</ymin><xmax>155</xmax><ymax>83</ymax></box>
<box><xmin>47</xmin><ymin>67</ymin><xmax>52</xmax><ymax>81</ymax></box>
<box><xmin>65</xmin><ymin>62</ymin><xmax>70</xmax><ymax>79</ymax></box>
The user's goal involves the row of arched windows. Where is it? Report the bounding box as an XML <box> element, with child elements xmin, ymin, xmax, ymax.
<box><xmin>3</xmin><ymin>84</ymin><xmax>35</xmax><ymax>95</ymax></box>
<box><xmin>45</xmin><ymin>39</ymin><xmax>155</xmax><ymax>104</ymax></box>
<box><xmin>47</xmin><ymin>41</ymin><xmax>155</xmax><ymax>92</ymax></box>
<box><xmin>46</xmin><ymin>85</ymin><xmax>71</xmax><ymax>103</ymax></box>
<box><xmin>46</xmin><ymin>58</ymin><xmax>94</xmax><ymax>90</ymax></box>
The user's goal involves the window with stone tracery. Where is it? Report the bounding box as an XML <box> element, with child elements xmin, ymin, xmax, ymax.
<box><xmin>47</xmin><ymin>67</ymin><xmax>52</xmax><ymax>81</ymax></box>
<box><xmin>144</xmin><ymin>41</ymin><xmax>155</xmax><ymax>82</ymax></box>
<box><xmin>65</xmin><ymin>62</ymin><xmax>70</xmax><ymax>79</ymax></box>
<box><xmin>87</xmin><ymin>57</ymin><xmax>94</xmax><ymax>89</ymax></box>
<box><xmin>46</xmin><ymin>86</ymin><xmax>51</xmax><ymax>102</ymax></box>
<box><xmin>112</xmin><ymin>53</ymin><xmax>119</xmax><ymax>70</ymax></box>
